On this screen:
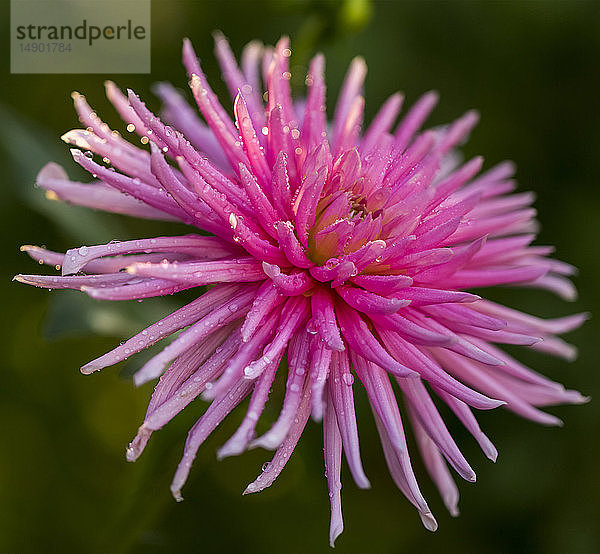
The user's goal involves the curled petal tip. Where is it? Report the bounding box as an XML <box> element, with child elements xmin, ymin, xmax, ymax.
<box><xmin>242</xmin><ymin>483</ymin><xmax>257</xmax><ymax>496</ymax></box>
<box><xmin>248</xmin><ymin>434</ymin><xmax>280</xmax><ymax>451</ymax></box>
<box><xmin>37</xmin><ymin>161</ymin><xmax>69</xmax><ymax>182</ymax></box>
<box><xmin>80</xmin><ymin>357</ymin><xmax>104</xmax><ymax>374</ymax></box>
<box><xmin>69</xmin><ymin>147</ymin><xmax>84</xmax><ymax>160</ymax></box>
<box><xmin>420</xmin><ymin>511</ymin><xmax>438</xmax><ymax>532</ymax></box>
<box><xmin>447</xmin><ymin>502</ymin><xmax>460</xmax><ymax>518</ymax></box>
<box><xmin>357</xmin><ymin>477</ymin><xmax>371</xmax><ymax>490</ymax></box>
<box><xmin>125</xmin><ymin>445</ymin><xmax>137</xmax><ymax>462</ymax></box>
<box><xmin>329</xmin><ymin>522</ymin><xmax>344</xmax><ymax>548</ymax></box>
<box><xmin>572</xmin><ymin>393</ymin><xmax>591</xmax><ymax>404</ymax></box>
<box><xmin>133</xmin><ymin>373</ymin><xmax>149</xmax><ymax>388</ymax></box>
<box><xmin>487</xmin><ymin>446</ymin><xmax>499</xmax><ymax>463</ymax></box>
<box><xmin>485</xmin><ymin>398</ymin><xmax>507</xmax><ymax>410</ymax></box>
<box><xmin>216</xmin><ymin>442</ymin><xmax>243</xmax><ymax>460</ymax></box>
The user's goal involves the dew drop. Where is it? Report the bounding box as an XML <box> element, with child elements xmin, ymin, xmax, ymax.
<box><xmin>342</xmin><ymin>373</ymin><xmax>354</xmax><ymax>386</ymax></box>
<box><xmin>306</xmin><ymin>319</ymin><xmax>318</xmax><ymax>334</ymax></box>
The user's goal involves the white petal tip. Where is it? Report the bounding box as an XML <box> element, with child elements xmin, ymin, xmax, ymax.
<box><xmin>37</xmin><ymin>161</ymin><xmax>68</xmax><ymax>182</ymax></box>
<box><xmin>355</xmin><ymin>475</ymin><xmax>371</xmax><ymax>490</ymax></box>
<box><xmin>329</xmin><ymin>523</ymin><xmax>344</xmax><ymax>548</ymax></box>
<box><xmin>420</xmin><ymin>511</ymin><xmax>438</xmax><ymax>532</ymax></box>
<box><xmin>133</xmin><ymin>373</ymin><xmax>151</xmax><ymax>387</ymax></box>
<box><xmin>200</xmin><ymin>389</ymin><xmax>216</xmax><ymax>401</ymax></box>
<box><xmin>481</xmin><ymin>435</ymin><xmax>499</xmax><ymax>462</ymax></box>
<box><xmin>572</xmin><ymin>393</ymin><xmax>591</xmax><ymax>405</ymax></box>
<box><xmin>216</xmin><ymin>441</ymin><xmax>245</xmax><ymax>460</ymax></box>
<box><xmin>242</xmin><ymin>484</ymin><xmax>257</xmax><ymax>495</ymax></box>
<box><xmin>249</xmin><ymin>436</ymin><xmax>280</xmax><ymax>451</ymax></box>
<box><xmin>80</xmin><ymin>363</ymin><xmax>99</xmax><ymax>375</ymax></box>
<box><xmin>125</xmin><ymin>446</ymin><xmax>137</xmax><ymax>462</ymax></box>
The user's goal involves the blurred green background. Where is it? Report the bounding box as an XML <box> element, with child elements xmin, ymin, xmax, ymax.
<box><xmin>1</xmin><ymin>1</ymin><xmax>599</xmax><ymax>552</ymax></box>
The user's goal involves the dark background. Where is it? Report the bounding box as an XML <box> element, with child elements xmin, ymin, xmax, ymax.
<box><xmin>1</xmin><ymin>1</ymin><xmax>599</xmax><ymax>552</ymax></box>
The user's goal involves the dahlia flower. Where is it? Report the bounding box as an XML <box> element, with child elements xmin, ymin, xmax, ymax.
<box><xmin>16</xmin><ymin>34</ymin><xmax>586</xmax><ymax>545</ymax></box>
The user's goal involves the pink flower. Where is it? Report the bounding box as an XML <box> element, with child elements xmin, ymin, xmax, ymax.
<box><xmin>16</xmin><ymin>34</ymin><xmax>587</xmax><ymax>545</ymax></box>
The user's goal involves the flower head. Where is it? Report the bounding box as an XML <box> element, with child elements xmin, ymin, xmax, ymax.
<box><xmin>16</xmin><ymin>34</ymin><xmax>587</xmax><ymax>545</ymax></box>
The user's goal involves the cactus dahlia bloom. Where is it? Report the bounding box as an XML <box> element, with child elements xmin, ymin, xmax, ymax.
<box><xmin>16</xmin><ymin>34</ymin><xmax>586</xmax><ymax>545</ymax></box>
